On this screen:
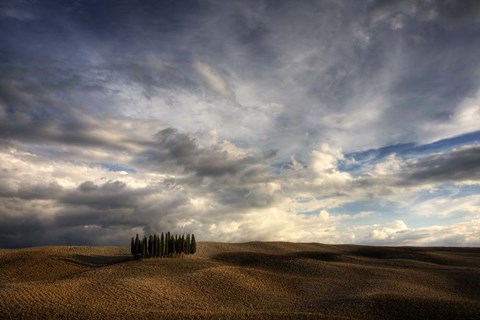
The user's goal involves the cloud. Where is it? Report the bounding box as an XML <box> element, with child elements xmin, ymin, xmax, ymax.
<box><xmin>425</xmin><ymin>88</ymin><xmax>480</xmax><ymax>142</ymax></box>
<box><xmin>351</xmin><ymin>144</ymin><xmax>480</xmax><ymax>191</ymax></box>
<box><xmin>3</xmin><ymin>0</ymin><xmax>479</xmax><ymax>154</ymax></box>
<box><xmin>1</xmin><ymin>0</ymin><xmax>480</xmax><ymax>247</ymax></box>
<box><xmin>360</xmin><ymin>219</ymin><xmax>480</xmax><ymax>246</ymax></box>
<box><xmin>194</xmin><ymin>61</ymin><xmax>236</xmax><ymax>100</ymax></box>
<box><xmin>1</xmin><ymin>135</ymin><xmax>480</xmax><ymax>247</ymax></box>
<box><xmin>367</xmin><ymin>0</ymin><xmax>480</xmax><ymax>28</ymax></box>
<box><xmin>0</xmin><ymin>5</ymin><xmax>35</xmax><ymax>21</ymax></box>
<box><xmin>401</xmin><ymin>144</ymin><xmax>480</xmax><ymax>184</ymax></box>
<box><xmin>410</xmin><ymin>193</ymin><xmax>480</xmax><ymax>218</ymax></box>
<box><xmin>309</xmin><ymin>144</ymin><xmax>352</xmax><ymax>186</ymax></box>
<box><xmin>138</xmin><ymin>127</ymin><xmax>264</xmax><ymax>179</ymax></box>
<box><xmin>367</xmin><ymin>220</ymin><xmax>408</xmax><ymax>241</ymax></box>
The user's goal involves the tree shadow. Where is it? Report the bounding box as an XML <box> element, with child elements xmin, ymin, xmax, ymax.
<box><xmin>290</xmin><ymin>251</ymin><xmax>340</xmax><ymax>261</ymax></box>
<box><xmin>62</xmin><ymin>254</ymin><xmax>132</xmax><ymax>267</ymax></box>
<box><xmin>210</xmin><ymin>251</ymin><xmax>343</xmax><ymax>273</ymax></box>
<box><xmin>210</xmin><ymin>247</ymin><xmax>476</xmax><ymax>270</ymax></box>
<box><xmin>348</xmin><ymin>247</ymin><xmax>448</xmax><ymax>265</ymax></box>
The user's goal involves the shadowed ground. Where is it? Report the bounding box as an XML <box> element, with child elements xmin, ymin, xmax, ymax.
<box><xmin>0</xmin><ymin>242</ymin><xmax>479</xmax><ymax>319</ymax></box>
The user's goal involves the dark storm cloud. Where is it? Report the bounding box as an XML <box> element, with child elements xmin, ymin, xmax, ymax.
<box><xmin>2</xmin><ymin>0</ymin><xmax>479</xmax><ymax>153</ymax></box>
<box><xmin>403</xmin><ymin>145</ymin><xmax>480</xmax><ymax>184</ymax></box>
<box><xmin>14</xmin><ymin>183</ymin><xmax>63</xmax><ymax>200</ymax></box>
<box><xmin>0</xmin><ymin>0</ymin><xmax>207</xmax><ymax>135</ymax></box>
<box><xmin>435</xmin><ymin>0</ymin><xmax>480</xmax><ymax>25</ymax></box>
<box><xmin>0</xmin><ymin>117</ymin><xmax>105</xmax><ymax>148</ymax></box>
<box><xmin>0</xmin><ymin>124</ymin><xmax>280</xmax><ymax>247</ymax></box>
<box><xmin>0</xmin><ymin>210</ymin><xmax>134</xmax><ymax>248</ymax></box>
<box><xmin>139</xmin><ymin>127</ymin><xmax>265</xmax><ymax>178</ymax></box>
<box><xmin>349</xmin><ymin>144</ymin><xmax>480</xmax><ymax>192</ymax></box>
<box><xmin>0</xmin><ymin>180</ymin><xmax>62</xmax><ymax>200</ymax></box>
<box><xmin>0</xmin><ymin>178</ymin><xmax>149</xmax><ymax>209</ymax></box>
<box><xmin>1</xmin><ymin>0</ymin><xmax>480</xmax><ymax>247</ymax></box>
<box><xmin>136</xmin><ymin>127</ymin><xmax>279</xmax><ymax>209</ymax></box>
<box><xmin>0</xmin><ymin>63</ymin><xmax>122</xmax><ymax>150</ymax></box>
<box><xmin>0</xmin><ymin>177</ymin><xmax>190</xmax><ymax>248</ymax></box>
<box><xmin>56</xmin><ymin>185</ymin><xmax>192</xmax><ymax>234</ymax></box>
<box><xmin>368</xmin><ymin>0</ymin><xmax>480</xmax><ymax>25</ymax></box>
<box><xmin>0</xmin><ymin>197</ymin><xmax>56</xmax><ymax>248</ymax></box>
<box><xmin>60</xmin><ymin>180</ymin><xmax>148</xmax><ymax>210</ymax></box>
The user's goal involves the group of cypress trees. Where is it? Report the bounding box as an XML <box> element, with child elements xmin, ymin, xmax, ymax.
<box><xmin>130</xmin><ymin>232</ymin><xmax>196</xmax><ymax>258</ymax></box>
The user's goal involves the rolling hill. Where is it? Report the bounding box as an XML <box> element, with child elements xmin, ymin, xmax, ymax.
<box><xmin>1</xmin><ymin>242</ymin><xmax>479</xmax><ymax>319</ymax></box>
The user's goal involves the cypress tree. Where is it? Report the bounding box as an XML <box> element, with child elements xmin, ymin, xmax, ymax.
<box><xmin>180</xmin><ymin>235</ymin><xmax>183</xmax><ymax>254</ymax></box>
<box><xmin>151</xmin><ymin>234</ymin><xmax>155</xmax><ymax>258</ymax></box>
<box><xmin>175</xmin><ymin>235</ymin><xmax>177</xmax><ymax>254</ymax></box>
<box><xmin>176</xmin><ymin>235</ymin><xmax>180</xmax><ymax>254</ymax></box>
<box><xmin>145</xmin><ymin>236</ymin><xmax>149</xmax><ymax>258</ymax></box>
<box><xmin>150</xmin><ymin>235</ymin><xmax>155</xmax><ymax>258</ymax></box>
<box><xmin>179</xmin><ymin>235</ymin><xmax>182</xmax><ymax>253</ymax></box>
<box><xmin>190</xmin><ymin>234</ymin><xmax>196</xmax><ymax>255</ymax></box>
<box><xmin>145</xmin><ymin>236</ymin><xmax>148</xmax><ymax>257</ymax></box>
<box><xmin>141</xmin><ymin>237</ymin><xmax>147</xmax><ymax>257</ymax></box>
<box><xmin>174</xmin><ymin>235</ymin><xmax>178</xmax><ymax>254</ymax></box>
<box><xmin>180</xmin><ymin>234</ymin><xmax>184</xmax><ymax>254</ymax></box>
<box><xmin>128</xmin><ymin>232</ymin><xmax>197</xmax><ymax>258</ymax></box>
<box><xmin>152</xmin><ymin>235</ymin><xmax>155</xmax><ymax>257</ymax></box>
<box><xmin>166</xmin><ymin>233</ymin><xmax>169</xmax><ymax>257</ymax></box>
<box><xmin>177</xmin><ymin>234</ymin><xmax>180</xmax><ymax>254</ymax></box>
<box><xmin>148</xmin><ymin>235</ymin><xmax>154</xmax><ymax>258</ymax></box>
<box><xmin>154</xmin><ymin>234</ymin><xmax>158</xmax><ymax>257</ymax></box>
<box><xmin>160</xmin><ymin>232</ymin><xmax>165</xmax><ymax>257</ymax></box>
<box><xmin>158</xmin><ymin>235</ymin><xmax>161</xmax><ymax>257</ymax></box>
<box><xmin>181</xmin><ymin>235</ymin><xmax>186</xmax><ymax>254</ymax></box>
<box><xmin>166</xmin><ymin>232</ymin><xmax>171</xmax><ymax>256</ymax></box>
<box><xmin>146</xmin><ymin>236</ymin><xmax>149</xmax><ymax>258</ymax></box>
<box><xmin>135</xmin><ymin>234</ymin><xmax>141</xmax><ymax>255</ymax></box>
<box><xmin>131</xmin><ymin>237</ymin><xmax>135</xmax><ymax>255</ymax></box>
<box><xmin>159</xmin><ymin>234</ymin><xmax>162</xmax><ymax>257</ymax></box>
<box><xmin>165</xmin><ymin>232</ymin><xmax>168</xmax><ymax>257</ymax></box>
<box><xmin>152</xmin><ymin>234</ymin><xmax>155</xmax><ymax>258</ymax></box>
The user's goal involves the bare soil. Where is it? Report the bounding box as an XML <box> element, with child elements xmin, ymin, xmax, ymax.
<box><xmin>1</xmin><ymin>242</ymin><xmax>479</xmax><ymax>319</ymax></box>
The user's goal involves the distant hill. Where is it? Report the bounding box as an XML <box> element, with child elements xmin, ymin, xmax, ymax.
<box><xmin>1</xmin><ymin>242</ymin><xmax>479</xmax><ymax>319</ymax></box>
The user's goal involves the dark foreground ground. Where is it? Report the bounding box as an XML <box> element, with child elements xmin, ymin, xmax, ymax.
<box><xmin>0</xmin><ymin>242</ymin><xmax>479</xmax><ymax>319</ymax></box>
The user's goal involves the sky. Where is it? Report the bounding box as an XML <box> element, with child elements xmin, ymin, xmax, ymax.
<box><xmin>1</xmin><ymin>0</ymin><xmax>480</xmax><ymax>248</ymax></box>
